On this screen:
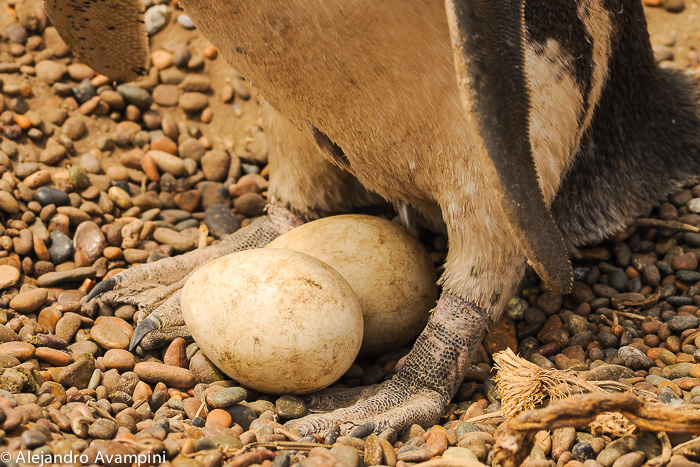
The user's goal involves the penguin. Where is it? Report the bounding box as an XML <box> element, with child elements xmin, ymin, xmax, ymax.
<box><xmin>46</xmin><ymin>0</ymin><xmax>700</xmax><ymax>435</ymax></box>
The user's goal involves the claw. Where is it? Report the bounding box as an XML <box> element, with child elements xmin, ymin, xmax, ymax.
<box><xmin>87</xmin><ymin>277</ymin><xmax>117</xmax><ymax>302</ymax></box>
<box><xmin>129</xmin><ymin>315</ymin><xmax>162</xmax><ymax>351</ymax></box>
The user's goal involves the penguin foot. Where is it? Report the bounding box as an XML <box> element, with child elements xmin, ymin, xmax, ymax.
<box><xmin>85</xmin><ymin>207</ymin><xmax>304</xmax><ymax>350</ymax></box>
<box><xmin>287</xmin><ymin>294</ymin><xmax>489</xmax><ymax>436</ymax></box>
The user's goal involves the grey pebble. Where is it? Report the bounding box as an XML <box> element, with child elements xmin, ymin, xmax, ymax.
<box><xmin>211</xmin><ymin>387</ymin><xmax>247</xmax><ymax>408</ymax></box>
<box><xmin>49</xmin><ymin>230</ymin><xmax>74</xmax><ymax>264</ymax></box>
<box><xmin>275</xmin><ymin>395</ymin><xmax>307</xmax><ymax>419</ymax></box>
<box><xmin>88</xmin><ymin>418</ymin><xmax>118</xmax><ymax>439</ymax></box>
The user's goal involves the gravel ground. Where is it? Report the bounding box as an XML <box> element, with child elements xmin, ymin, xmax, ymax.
<box><xmin>1</xmin><ymin>1</ymin><xmax>700</xmax><ymax>467</ymax></box>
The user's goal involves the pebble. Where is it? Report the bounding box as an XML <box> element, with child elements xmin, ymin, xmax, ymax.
<box><xmin>332</xmin><ymin>445</ymin><xmax>363</xmax><ymax>467</ymax></box>
<box><xmin>0</xmin><ymin>325</ymin><xmax>19</xmax><ymax>343</ymax></box>
<box><xmin>0</xmin><ymin>341</ymin><xmax>35</xmax><ymax>360</ymax></box>
<box><xmin>153</xmin><ymin>227</ymin><xmax>197</xmax><ymax>252</ymax></box>
<box><xmin>88</xmin><ymin>418</ymin><xmax>118</xmax><ymax>439</ymax></box>
<box><xmin>35</xmin><ymin>347</ymin><xmax>72</xmax><ymax>366</ymax></box>
<box><xmin>234</xmin><ymin>192</ymin><xmax>267</xmax><ymax>217</ymax></box>
<box><xmin>10</xmin><ymin>288</ymin><xmax>47</xmax><ymax>313</ymax></box>
<box><xmin>612</xmin><ymin>452</ymin><xmax>645</xmax><ymax>467</ymax></box>
<box><xmin>148</xmin><ymin>150</ymin><xmax>187</xmax><ymax>176</ymax></box>
<box><xmin>178</xmin><ymin>14</ymin><xmax>195</xmax><ymax>29</ymax></box>
<box><xmin>91</xmin><ymin>323</ymin><xmax>130</xmax><ymax>349</ymax></box>
<box><xmin>179</xmin><ymin>92</ymin><xmax>209</xmax><ymax>112</ymax></box>
<box><xmin>145</xmin><ymin>5</ymin><xmax>170</xmax><ymax>35</ymax></box>
<box><xmin>153</xmin><ymin>84</ymin><xmax>180</xmax><ymax>106</ymax></box>
<box><xmin>0</xmin><ymin>264</ymin><xmax>21</xmax><ymax>289</ymax></box>
<box><xmin>55</xmin><ymin>312</ymin><xmax>83</xmax><ymax>342</ymax></box>
<box><xmin>443</xmin><ymin>447</ymin><xmax>479</xmax><ymax>461</ymax></box>
<box><xmin>134</xmin><ymin>362</ymin><xmax>196</xmax><ymax>388</ymax></box>
<box><xmin>34</xmin><ymin>187</ymin><xmax>70</xmax><ymax>206</ymax></box>
<box><xmin>49</xmin><ymin>230</ymin><xmax>74</xmax><ymax>264</ymax></box>
<box><xmin>0</xmin><ymin>191</ymin><xmax>20</xmax><ymax>214</ymax></box>
<box><xmin>276</xmin><ymin>395</ymin><xmax>307</xmax><ymax>419</ymax></box>
<box><xmin>103</xmin><ymin>349</ymin><xmax>136</xmax><ymax>371</ymax></box>
<box><xmin>117</xmin><ymin>84</ymin><xmax>153</xmax><ymax>109</ymax></box>
<box><xmin>204</xmin><ymin>204</ymin><xmax>241</xmax><ymax>238</ymax></box>
<box><xmin>211</xmin><ymin>387</ymin><xmax>247</xmax><ymax>408</ymax></box>
<box><xmin>62</xmin><ymin>116</ymin><xmax>87</xmax><ymax>139</ymax></box>
<box><xmin>35</xmin><ymin>60</ymin><xmax>66</xmax><ymax>83</ymax></box>
<box><xmin>73</xmin><ymin>221</ymin><xmax>107</xmax><ymax>262</ymax></box>
<box><xmin>57</xmin><ymin>354</ymin><xmax>94</xmax><ymax>389</ymax></box>
<box><xmin>587</xmin><ymin>364</ymin><xmax>636</xmax><ymax>381</ymax></box>
<box><xmin>669</xmin><ymin>315</ymin><xmax>699</xmax><ymax>332</ymax></box>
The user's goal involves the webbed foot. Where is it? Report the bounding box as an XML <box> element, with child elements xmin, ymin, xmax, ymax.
<box><xmin>286</xmin><ymin>294</ymin><xmax>489</xmax><ymax>436</ymax></box>
<box><xmin>86</xmin><ymin>206</ymin><xmax>304</xmax><ymax>350</ymax></box>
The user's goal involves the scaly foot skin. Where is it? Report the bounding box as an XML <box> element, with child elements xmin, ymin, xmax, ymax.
<box><xmin>286</xmin><ymin>294</ymin><xmax>489</xmax><ymax>436</ymax></box>
<box><xmin>85</xmin><ymin>206</ymin><xmax>305</xmax><ymax>350</ymax></box>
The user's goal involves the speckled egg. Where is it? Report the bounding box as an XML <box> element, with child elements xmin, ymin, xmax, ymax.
<box><xmin>182</xmin><ymin>248</ymin><xmax>363</xmax><ymax>394</ymax></box>
<box><xmin>267</xmin><ymin>214</ymin><xmax>437</xmax><ymax>356</ymax></box>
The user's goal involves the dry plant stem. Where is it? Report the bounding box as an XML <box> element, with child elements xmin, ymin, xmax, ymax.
<box><xmin>492</xmin><ymin>393</ymin><xmax>700</xmax><ymax>467</ymax></box>
<box><xmin>645</xmin><ymin>432</ymin><xmax>671</xmax><ymax>467</ymax></box>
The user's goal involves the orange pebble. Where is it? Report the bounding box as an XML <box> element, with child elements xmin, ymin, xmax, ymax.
<box><xmin>207</xmin><ymin>409</ymin><xmax>232</xmax><ymax>428</ymax></box>
<box><xmin>14</xmin><ymin>114</ymin><xmax>31</xmax><ymax>129</ymax></box>
<box><xmin>203</xmin><ymin>44</ymin><xmax>218</xmax><ymax>59</ymax></box>
<box><xmin>141</xmin><ymin>152</ymin><xmax>160</xmax><ymax>182</ymax></box>
<box><xmin>103</xmin><ymin>268</ymin><xmax>127</xmax><ymax>280</ymax></box>
<box><xmin>690</xmin><ymin>364</ymin><xmax>700</xmax><ymax>378</ymax></box>
<box><xmin>625</xmin><ymin>266</ymin><xmax>640</xmax><ymax>278</ymax></box>
<box><xmin>425</xmin><ymin>428</ymin><xmax>448</xmax><ymax>456</ymax></box>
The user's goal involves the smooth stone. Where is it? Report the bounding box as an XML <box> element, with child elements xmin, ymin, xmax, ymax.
<box><xmin>153</xmin><ymin>227</ymin><xmax>196</xmax><ymax>252</ymax></box>
<box><xmin>88</xmin><ymin>418</ymin><xmax>118</xmax><ymax>439</ymax></box>
<box><xmin>275</xmin><ymin>395</ymin><xmax>307</xmax><ymax>419</ymax></box>
<box><xmin>618</xmin><ymin>346</ymin><xmax>654</xmax><ymax>370</ymax></box>
<box><xmin>211</xmin><ymin>387</ymin><xmax>247</xmax><ymax>408</ymax></box>
<box><xmin>442</xmin><ymin>447</ymin><xmax>478</xmax><ymax>461</ymax></box>
<box><xmin>179</xmin><ymin>92</ymin><xmax>208</xmax><ymax>112</ymax></box>
<box><xmin>204</xmin><ymin>205</ymin><xmax>241</xmax><ymax>239</ymax></box>
<box><xmin>201</xmin><ymin>149</ymin><xmax>230</xmax><ymax>181</ymax></box>
<box><xmin>21</xmin><ymin>429</ymin><xmax>47</xmax><ymax>448</ymax></box>
<box><xmin>225</xmin><ymin>404</ymin><xmax>257</xmax><ymax>431</ymax></box>
<box><xmin>37</xmin><ymin>267</ymin><xmax>96</xmax><ymax>286</ymax></box>
<box><xmin>612</xmin><ymin>452</ymin><xmax>645</xmax><ymax>467</ymax></box>
<box><xmin>117</xmin><ymin>84</ymin><xmax>153</xmax><ymax>109</ymax></box>
<box><xmin>163</xmin><ymin>337</ymin><xmax>188</xmax><ymax>368</ymax></box>
<box><xmin>668</xmin><ymin>315</ymin><xmax>700</xmax><ymax>333</ymax></box>
<box><xmin>148</xmin><ymin>150</ymin><xmax>186</xmax><ymax>176</ymax></box>
<box><xmin>0</xmin><ymin>265</ymin><xmax>20</xmax><ymax>289</ymax></box>
<box><xmin>91</xmin><ymin>324</ymin><xmax>130</xmax><ymax>350</ymax></box>
<box><xmin>0</xmin><ymin>191</ymin><xmax>20</xmax><ymax>214</ymax></box>
<box><xmin>587</xmin><ymin>364</ymin><xmax>636</xmax><ymax>382</ymax></box>
<box><xmin>103</xmin><ymin>349</ymin><xmax>136</xmax><ymax>371</ymax></box>
<box><xmin>57</xmin><ymin>354</ymin><xmax>95</xmax><ymax>390</ymax></box>
<box><xmin>331</xmin><ymin>445</ymin><xmax>362</xmax><ymax>467</ymax></box>
<box><xmin>661</xmin><ymin>363</ymin><xmax>694</xmax><ymax>379</ymax></box>
<box><xmin>10</xmin><ymin>288</ymin><xmax>48</xmax><ymax>314</ymax></box>
<box><xmin>73</xmin><ymin>221</ymin><xmax>107</xmax><ymax>262</ymax></box>
<box><xmin>49</xmin><ymin>230</ymin><xmax>74</xmax><ymax>264</ymax></box>
<box><xmin>0</xmin><ymin>341</ymin><xmax>35</xmax><ymax>360</ymax></box>
<box><xmin>35</xmin><ymin>347</ymin><xmax>73</xmax><ymax>367</ymax></box>
<box><xmin>55</xmin><ymin>312</ymin><xmax>83</xmax><ymax>342</ymax></box>
<box><xmin>0</xmin><ymin>325</ymin><xmax>19</xmax><ymax>343</ymax></box>
<box><xmin>36</xmin><ymin>187</ymin><xmax>70</xmax><ymax>206</ymax></box>
<box><xmin>134</xmin><ymin>362</ymin><xmax>196</xmax><ymax>388</ymax></box>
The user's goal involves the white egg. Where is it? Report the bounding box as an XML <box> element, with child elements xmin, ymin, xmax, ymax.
<box><xmin>182</xmin><ymin>248</ymin><xmax>363</xmax><ymax>394</ymax></box>
<box><xmin>267</xmin><ymin>214</ymin><xmax>437</xmax><ymax>356</ymax></box>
